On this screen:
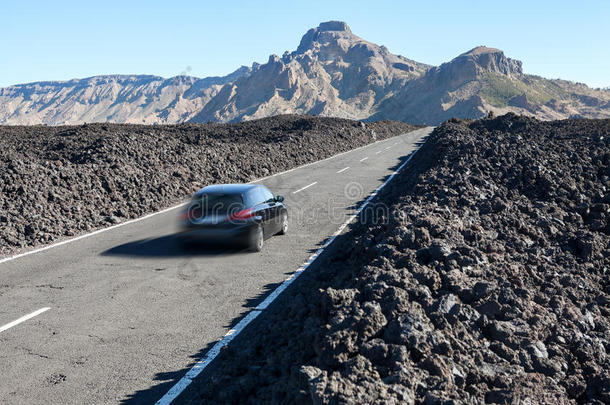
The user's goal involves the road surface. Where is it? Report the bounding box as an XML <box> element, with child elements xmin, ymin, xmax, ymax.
<box><xmin>0</xmin><ymin>127</ymin><xmax>431</xmax><ymax>404</ymax></box>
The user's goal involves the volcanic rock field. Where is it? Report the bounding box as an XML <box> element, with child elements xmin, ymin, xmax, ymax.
<box><xmin>0</xmin><ymin>115</ymin><xmax>415</xmax><ymax>257</ymax></box>
<box><xmin>2</xmin><ymin>112</ymin><xmax>609</xmax><ymax>403</ymax></box>
<box><xmin>185</xmin><ymin>114</ymin><xmax>610</xmax><ymax>404</ymax></box>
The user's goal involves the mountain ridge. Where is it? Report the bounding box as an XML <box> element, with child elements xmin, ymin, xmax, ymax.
<box><xmin>190</xmin><ymin>21</ymin><xmax>431</xmax><ymax>123</ymax></box>
<box><xmin>0</xmin><ymin>67</ymin><xmax>254</xmax><ymax>125</ymax></box>
<box><xmin>1</xmin><ymin>21</ymin><xmax>608</xmax><ymax>125</ymax></box>
<box><xmin>370</xmin><ymin>44</ymin><xmax>609</xmax><ymax>124</ymax></box>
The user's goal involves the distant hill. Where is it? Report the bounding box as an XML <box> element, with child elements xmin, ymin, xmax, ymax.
<box><xmin>0</xmin><ymin>21</ymin><xmax>608</xmax><ymax>125</ymax></box>
<box><xmin>0</xmin><ymin>67</ymin><xmax>252</xmax><ymax>125</ymax></box>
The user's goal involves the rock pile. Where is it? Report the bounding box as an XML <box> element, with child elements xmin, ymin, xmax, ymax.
<box><xmin>192</xmin><ymin>114</ymin><xmax>610</xmax><ymax>404</ymax></box>
<box><xmin>0</xmin><ymin>115</ymin><xmax>414</xmax><ymax>256</ymax></box>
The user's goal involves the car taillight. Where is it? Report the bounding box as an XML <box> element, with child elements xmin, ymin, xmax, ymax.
<box><xmin>227</xmin><ymin>208</ymin><xmax>254</xmax><ymax>222</ymax></box>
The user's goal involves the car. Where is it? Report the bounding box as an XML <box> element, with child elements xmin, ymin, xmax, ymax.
<box><xmin>178</xmin><ymin>184</ymin><xmax>288</xmax><ymax>252</ymax></box>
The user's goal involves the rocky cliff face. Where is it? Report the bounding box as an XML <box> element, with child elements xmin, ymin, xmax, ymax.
<box><xmin>190</xmin><ymin>21</ymin><xmax>430</xmax><ymax>123</ymax></box>
<box><xmin>457</xmin><ymin>46</ymin><xmax>523</xmax><ymax>77</ymax></box>
<box><xmin>0</xmin><ymin>67</ymin><xmax>252</xmax><ymax>125</ymax></box>
<box><xmin>0</xmin><ymin>22</ymin><xmax>608</xmax><ymax>126</ymax></box>
<box><xmin>434</xmin><ymin>46</ymin><xmax>522</xmax><ymax>89</ymax></box>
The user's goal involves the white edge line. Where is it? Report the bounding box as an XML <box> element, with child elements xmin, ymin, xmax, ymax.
<box><xmin>336</xmin><ymin>167</ymin><xmax>349</xmax><ymax>174</ymax></box>
<box><xmin>154</xmin><ymin>141</ymin><xmax>422</xmax><ymax>405</ymax></box>
<box><xmin>292</xmin><ymin>181</ymin><xmax>317</xmax><ymax>194</ymax></box>
<box><xmin>154</xmin><ymin>310</ymin><xmax>262</xmax><ymax>405</ymax></box>
<box><xmin>0</xmin><ymin>129</ymin><xmax>426</xmax><ymax>266</ymax></box>
<box><xmin>0</xmin><ymin>307</ymin><xmax>51</xmax><ymax>334</ymax></box>
<box><xmin>0</xmin><ymin>203</ymin><xmax>184</xmax><ymax>265</ymax></box>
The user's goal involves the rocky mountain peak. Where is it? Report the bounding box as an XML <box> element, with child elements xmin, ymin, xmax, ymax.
<box><xmin>461</xmin><ymin>45</ymin><xmax>503</xmax><ymax>56</ymax></box>
<box><xmin>296</xmin><ymin>20</ymin><xmax>357</xmax><ymax>54</ymax></box>
<box><xmin>454</xmin><ymin>45</ymin><xmax>523</xmax><ymax>76</ymax></box>
<box><xmin>190</xmin><ymin>21</ymin><xmax>430</xmax><ymax>123</ymax></box>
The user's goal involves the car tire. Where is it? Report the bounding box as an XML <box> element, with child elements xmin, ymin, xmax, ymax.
<box><xmin>278</xmin><ymin>212</ymin><xmax>288</xmax><ymax>235</ymax></box>
<box><xmin>249</xmin><ymin>225</ymin><xmax>264</xmax><ymax>252</ymax></box>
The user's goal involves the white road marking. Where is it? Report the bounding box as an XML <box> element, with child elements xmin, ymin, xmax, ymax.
<box><xmin>0</xmin><ymin>130</ymin><xmax>420</xmax><ymax>266</ymax></box>
<box><xmin>154</xmin><ymin>310</ymin><xmax>261</xmax><ymax>405</ymax></box>
<box><xmin>336</xmin><ymin>167</ymin><xmax>349</xmax><ymax>174</ymax></box>
<box><xmin>384</xmin><ymin>146</ymin><xmax>392</xmax><ymax>151</ymax></box>
<box><xmin>292</xmin><ymin>181</ymin><xmax>318</xmax><ymax>194</ymax></box>
<box><xmin>375</xmin><ymin>150</ymin><xmax>382</xmax><ymax>154</ymax></box>
<box><xmin>155</xmin><ymin>145</ymin><xmax>423</xmax><ymax>405</ymax></box>
<box><xmin>249</xmin><ymin>134</ymin><xmax>405</xmax><ymax>184</ymax></box>
<box><xmin>0</xmin><ymin>307</ymin><xmax>51</xmax><ymax>334</ymax></box>
<box><xmin>359</xmin><ymin>157</ymin><xmax>369</xmax><ymax>162</ymax></box>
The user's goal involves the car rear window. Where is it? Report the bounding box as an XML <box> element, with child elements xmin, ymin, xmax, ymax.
<box><xmin>190</xmin><ymin>193</ymin><xmax>244</xmax><ymax>216</ymax></box>
<box><xmin>246</xmin><ymin>188</ymin><xmax>265</xmax><ymax>206</ymax></box>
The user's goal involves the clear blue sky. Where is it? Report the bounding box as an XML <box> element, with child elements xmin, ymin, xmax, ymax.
<box><xmin>2</xmin><ymin>0</ymin><xmax>608</xmax><ymax>88</ymax></box>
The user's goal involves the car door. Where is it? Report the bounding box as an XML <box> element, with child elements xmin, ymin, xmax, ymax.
<box><xmin>259</xmin><ymin>186</ymin><xmax>281</xmax><ymax>235</ymax></box>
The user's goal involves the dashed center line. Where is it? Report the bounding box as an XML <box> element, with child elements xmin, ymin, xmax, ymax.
<box><xmin>0</xmin><ymin>307</ymin><xmax>51</xmax><ymax>334</ymax></box>
<box><xmin>359</xmin><ymin>157</ymin><xmax>369</xmax><ymax>162</ymax></box>
<box><xmin>336</xmin><ymin>167</ymin><xmax>349</xmax><ymax>173</ymax></box>
<box><xmin>384</xmin><ymin>146</ymin><xmax>392</xmax><ymax>151</ymax></box>
<box><xmin>292</xmin><ymin>181</ymin><xmax>318</xmax><ymax>194</ymax></box>
<box><xmin>375</xmin><ymin>150</ymin><xmax>382</xmax><ymax>154</ymax></box>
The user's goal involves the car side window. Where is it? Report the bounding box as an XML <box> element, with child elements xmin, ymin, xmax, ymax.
<box><xmin>260</xmin><ymin>187</ymin><xmax>275</xmax><ymax>203</ymax></box>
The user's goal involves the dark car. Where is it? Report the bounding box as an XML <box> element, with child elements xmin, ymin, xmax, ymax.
<box><xmin>178</xmin><ymin>184</ymin><xmax>288</xmax><ymax>252</ymax></box>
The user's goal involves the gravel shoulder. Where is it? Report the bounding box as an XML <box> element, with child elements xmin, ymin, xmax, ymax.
<box><xmin>0</xmin><ymin>115</ymin><xmax>416</xmax><ymax>257</ymax></box>
<box><xmin>182</xmin><ymin>114</ymin><xmax>610</xmax><ymax>404</ymax></box>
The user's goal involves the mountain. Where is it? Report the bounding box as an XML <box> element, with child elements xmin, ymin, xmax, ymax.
<box><xmin>0</xmin><ymin>66</ymin><xmax>253</xmax><ymax>125</ymax></box>
<box><xmin>371</xmin><ymin>46</ymin><xmax>610</xmax><ymax>124</ymax></box>
<box><xmin>190</xmin><ymin>21</ymin><xmax>430</xmax><ymax>123</ymax></box>
<box><xmin>0</xmin><ymin>21</ymin><xmax>608</xmax><ymax>126</ymax></box>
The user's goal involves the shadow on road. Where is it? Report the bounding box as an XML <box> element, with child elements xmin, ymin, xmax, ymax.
<box><xmin>101</xmin><ymin>234</ymin><xmax>245</xmax><ymax>258</ymax></box>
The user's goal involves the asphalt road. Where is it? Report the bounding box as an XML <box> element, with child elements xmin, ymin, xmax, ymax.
<box><xmin>0</xmin><ymin>127</ymin><xmax>431</xmax><ymax>404</ymax></box>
